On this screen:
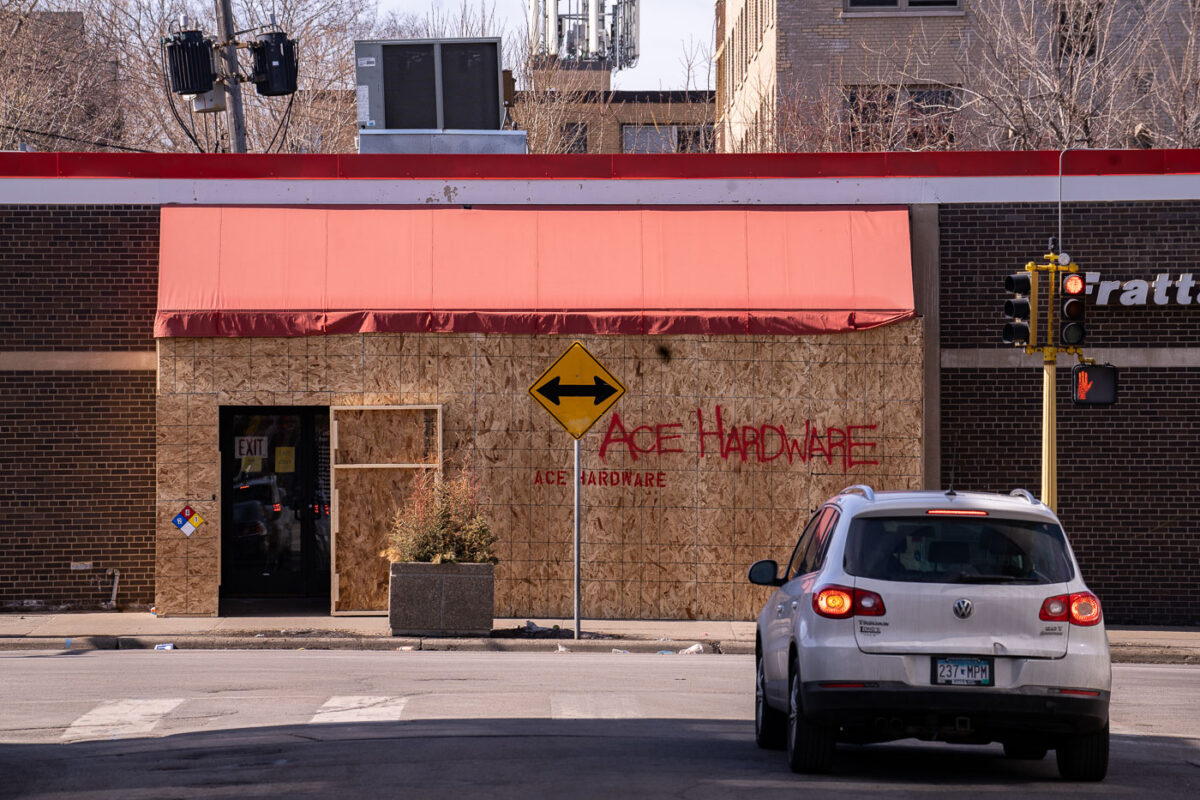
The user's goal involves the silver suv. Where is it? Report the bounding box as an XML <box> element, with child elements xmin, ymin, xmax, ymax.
<box><xmin>748</xmin><ymin>485</ymin><xmax>1111</xmax><ymax>781</ymax></box>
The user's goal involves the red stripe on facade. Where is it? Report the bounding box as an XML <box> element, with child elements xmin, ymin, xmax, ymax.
<box><xmin>4</xmin><ymin>150</ymin><xmax>1200</xmax><ymax>181</ymax></box>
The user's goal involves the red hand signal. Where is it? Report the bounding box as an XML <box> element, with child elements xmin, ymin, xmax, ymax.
<box><xmin>1077</xmin><ymin>371</ymin><xmax>1094</xmax><ymax>400</ymax></box>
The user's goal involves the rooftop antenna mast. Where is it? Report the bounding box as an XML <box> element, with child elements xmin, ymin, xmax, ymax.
<box><xmin>528</xmin><ymin>1</ymin><xmax>640</xmax><ymax>71</ymax></box>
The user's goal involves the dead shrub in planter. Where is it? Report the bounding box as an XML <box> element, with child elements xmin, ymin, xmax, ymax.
<box><xmin>382</xmin><ymin>469</ymin><xmax>497</xmax><ymax>565</ymax></box>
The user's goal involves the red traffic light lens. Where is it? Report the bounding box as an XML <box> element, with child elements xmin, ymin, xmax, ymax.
<box><xmin>1063</xmin><ymin>274</ymin><xmax>1085</xmax><ymax>295</ymax></box>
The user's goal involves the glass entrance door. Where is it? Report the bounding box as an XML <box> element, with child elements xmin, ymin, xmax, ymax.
<box><xmin>220</xmin><ymin>407</ymin><xmax>330</xmax><ymax>597</ymax></box>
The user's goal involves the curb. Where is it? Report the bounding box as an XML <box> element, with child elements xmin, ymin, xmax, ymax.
<box><xmin>1110</xmin><ymin>645</ymin><xmax>1200</xmax><ymax>665</ymax></box>
<box><xmin>0</xmin><ymin>638</ymin><xmax>1191</xmax><ymax>662</ymax></box>
<box><xmin>0</xmin><ymin>636</ymin><xmax>757</xmax><ymax>655</ymax></box>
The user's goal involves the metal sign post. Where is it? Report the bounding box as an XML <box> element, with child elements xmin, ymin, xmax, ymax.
<box><xmin>573</xmin><ymin>438</ymin><xmax>581</xmax><ymax>638</ymax></box>
<box><xmin>529</xmin><ymin>342</ymin><xmax>625</xmax><ymax>640</ymax></box>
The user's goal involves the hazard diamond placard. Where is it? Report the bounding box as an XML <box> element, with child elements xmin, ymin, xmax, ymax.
<box><xmin>529</xmin><ymin>341</ymin><xmax>626</xmax><ymax>439</ymax></box>
<box><xmin>172</xmin><ymin>505</ymin><xmax>205</xmax><ymax>537</ymax></box>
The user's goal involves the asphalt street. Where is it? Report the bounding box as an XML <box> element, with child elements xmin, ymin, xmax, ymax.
<box><xmin>0</xmin><ymin>651</ymin><xmax>1196</xmax><ymax>799</ymax></box>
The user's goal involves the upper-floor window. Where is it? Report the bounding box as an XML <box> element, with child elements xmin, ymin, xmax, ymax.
<box><xmin>846</xmin><ymin>1</ymin><xmax>960</xmax><ymax>9</ymax></box>
<box><xmin>845</xmin><ymin>86</ymin><xmax>957</xmax><ymax>151</ymax></box>
<box><xmin>1057</xmin><ymin>1</ymin><xmax>1099</xmax><ymax>63</ymax></box>
<box><xmin>621</xmin><ymin>124</ymin><xmax>715</xmax><ymax>154</ymax></box>
<box><xmin>561</xmin><ymin>122</ymin><xmax>588</xmax><ymax>154</ymax></box>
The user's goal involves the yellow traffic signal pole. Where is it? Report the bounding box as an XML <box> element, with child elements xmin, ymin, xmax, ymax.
<box><xmin>1021</xmin><ymin>259</ymin><xmax>1057</xmax><ymax>512</ymax></box>
<box><xmin>1023</xmin><ymin>255</ymin><xmax>1085</xmax><ymax>514</ymax></box>
<box><xmin>1042</xmin><ymin>268</ymin><xmax>1057</xmax><ymax>512</ymax></box>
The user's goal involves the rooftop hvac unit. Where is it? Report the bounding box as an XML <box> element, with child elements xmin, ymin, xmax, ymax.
<box><xmin>354</xmin><ymin>38</ymin><xmax>503</xmax><ymax>131</ymax></box>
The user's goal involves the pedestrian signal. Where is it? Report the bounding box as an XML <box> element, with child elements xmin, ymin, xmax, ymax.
<box><xmin>1072</xmin><ymin>364</ymin><xmax>1117</xmax><ymax>405</ymax></box>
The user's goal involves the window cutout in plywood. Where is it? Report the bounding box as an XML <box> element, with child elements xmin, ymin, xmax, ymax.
<box><xmin>330</xmin><ymin>405</ymin><xmax>442</xmax><ymax>615</ymax></box>
<box><xmin>333</xmin><ymin>408</ymin><xmax>439</xmax><ymax>465</ymax></box>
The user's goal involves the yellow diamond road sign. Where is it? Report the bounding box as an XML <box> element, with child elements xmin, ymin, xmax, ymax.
<box><xmin>529</xmin><ymin>342</ymin><xmax>626</xmax><ymax>439</ymax></box>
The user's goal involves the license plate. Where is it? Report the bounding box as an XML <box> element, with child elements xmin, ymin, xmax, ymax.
<box><xmin>932</xmin><ymin>657</ymin><xmax>994</xmax><ymax>686</ymax></box>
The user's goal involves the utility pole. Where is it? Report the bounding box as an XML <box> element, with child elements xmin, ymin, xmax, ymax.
<box><xmin>214</xmin><ymin>0</ymin><xmax>247</xmax><ymax>153</ymax></box>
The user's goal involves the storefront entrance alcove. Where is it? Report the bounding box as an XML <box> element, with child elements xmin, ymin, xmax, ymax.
<box><xmin>219</xmin><ymin>407</ymin><xmax>331</xmax><ymax>603</ymax></box>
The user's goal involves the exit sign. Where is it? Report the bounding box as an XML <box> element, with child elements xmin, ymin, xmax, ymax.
<box><xmin>234</xmin><ymin>436</ymin><xmax>268</xmax><ymax>458</ymax></box>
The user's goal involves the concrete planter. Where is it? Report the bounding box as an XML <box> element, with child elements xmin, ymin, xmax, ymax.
<box><xmin>388</xmin><ymin>562</ymin><xmax>494</xmax><ymax>637</ymax></box>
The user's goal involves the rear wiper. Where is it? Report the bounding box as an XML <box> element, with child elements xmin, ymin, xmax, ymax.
<box><xmin>952</xmin><ymin>572</ymin><xmax>1039</xmax><ymax>584</ymax></box>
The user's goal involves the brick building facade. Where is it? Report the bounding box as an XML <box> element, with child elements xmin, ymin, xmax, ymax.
<box><xmin>938</xmin><ymin>201</ymin><xmax>1200</xmax><ymax>625</ymax></box>
<box><xmin>714</xmin><ymin>1</ymin><xmax>1181</xmax><ymax>152</ymax></box>
<box><xmin>717</xmin><ymin>0</ymin><xmax>967</xmax><ymax>151</ymax></box>
<box><xmin>0</xmin><ymin>205</ymin><xmax>158</xmax><ymax>610</ymax></box>
<box><xmin>1</xmin><ymin>150</ymin><xmax>1198</xmax><ymax>626</ymax></box>
<box><xmin>514</xmin><ymin>90</ymin><xmax>715</xmax><ymax>154</ymax></box>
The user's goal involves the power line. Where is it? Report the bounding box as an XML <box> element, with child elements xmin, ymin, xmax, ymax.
<box><xmin>0</xmin><ymin>124</ymin><xmax>156</xmax><ymax>153</ymax></box>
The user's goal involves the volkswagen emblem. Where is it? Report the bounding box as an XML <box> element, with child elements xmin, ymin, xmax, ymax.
<box><xmin>953</xmin><ymin>598</ymin><xmax>974</xmax><ymax>620</ymax></box>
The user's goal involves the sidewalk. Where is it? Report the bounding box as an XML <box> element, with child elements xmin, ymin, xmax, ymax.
<box><xmin>0</xmin><ymin>612</ymin><xmax>1197</xmax><ymax>661</ymax></box>
<box><xmin>0</xmin><ymin>613</ymin><xmax>757</xmax><ymax>655</ymax></box>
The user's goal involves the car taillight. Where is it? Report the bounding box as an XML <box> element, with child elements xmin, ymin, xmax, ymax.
<box><xmin>814</xmin><ymin>586</ymin><xmax>854</xmax><ymax>618</ymax></box>
<box><xmin>854</xmin><ymin>589</ymin><xmax>886</xmax><ymax>616</ymax></box>
<box><xmin>1040</xmin><ymin>592</ymin><xmax>1101</xmax><ymax>626</ymax></box>
<box><xmin>1039</xmin><ymin>595</ymin><xmax>1069</xmax><ymax>621</ymax></box>
<box><xmin>1069</xmin><ymin>592</ymin><xmax>1102</xmax><ymax>626</ymax></box>
<box><xmin>813</xmin><ymin>586</ymin><xmax>886</xmax><ymax>619</ymax></box>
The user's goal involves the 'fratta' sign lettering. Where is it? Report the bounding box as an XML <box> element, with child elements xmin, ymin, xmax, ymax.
<box><xmin>1086</xmin><ymin>272</ymin><xmax>1200</xmax><ymax>306</ymax></box>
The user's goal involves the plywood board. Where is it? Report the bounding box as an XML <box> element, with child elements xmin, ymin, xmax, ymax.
<box><xmin>334</xmin><ymin>408</ymin><xmax>438</xmax><ymax>465</ymax></box>
<box><xmin>165</xmin><ymin>321</ymin><xmax>924</xmax><ymax>620</ymax></box>
<box><xmin>333</xmin><ymin>467</ymin><xmax>427</xmax><ymax>612</ymax></box>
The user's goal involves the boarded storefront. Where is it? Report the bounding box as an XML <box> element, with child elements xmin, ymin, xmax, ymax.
<box><xmin>153</xmin><ymin>204</ymin><xmax>921</xmax><ymax>618</ymax></box>
<box><xmin>7</xmin><ymin>151</ymin><xmax>1199</xmax><ymax>624</ymax></box>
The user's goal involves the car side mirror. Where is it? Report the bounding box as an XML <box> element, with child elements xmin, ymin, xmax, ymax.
<box><xmin>747</xmin><ymin>559</ymin><xmax>783</xmax><ymax>587</ymax></box>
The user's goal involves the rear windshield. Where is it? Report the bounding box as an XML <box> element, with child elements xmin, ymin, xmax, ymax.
<box><xmin>844</xmin><ymin>515</ymin><xmax>1074</xmax><ymax>584</ymax></box>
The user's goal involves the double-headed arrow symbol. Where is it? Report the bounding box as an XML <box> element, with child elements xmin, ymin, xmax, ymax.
<box><xmin>536</xmin><ymin>376</ymin><xmax>618</xmax><ymax>406</ymax></box>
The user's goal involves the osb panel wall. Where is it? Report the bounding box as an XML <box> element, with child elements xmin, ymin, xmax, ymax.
<box><xmin>333</xmin><ymin>467</ymin><xmax>422</xmax><ymax>612</ymax></box>
<box><xmin>334</xmin><ymin>408</ymin><xmax>438</xmax><ymax>465</ymax></box>
<box><xmin>155</xmin><ymin>323</ymin><xmax>923</xmax><ymax>619</ymax></box>
<box><xmin>332</xmin><ymin>407</ymin><xmax>438</xmax><ymax>612</ymax></box>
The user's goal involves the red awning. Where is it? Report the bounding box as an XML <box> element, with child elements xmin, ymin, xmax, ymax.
<box><xmin>155</xmin><ymin>206</ymin><xmax>914</xmax><ymax>337</ymax></box>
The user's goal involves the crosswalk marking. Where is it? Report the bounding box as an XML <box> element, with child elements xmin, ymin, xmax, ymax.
<box><xmin>310</xmin><ymin>696</ymin><xmax>409</xmax><ymax>724</ymax></box>
<box><xmin>62</xmin><ymin>699</ymin><xmax>184</xmax><ymax>742</ymax></box>
<box><xmin>550</xmin><ymin>693</ymin><xmax>643</xmax><ymax>720</ymax></box>
<box><xmin>54</xmin><ymin>692</ymin><xmax>644</xmax><ymax>742</ymax></box>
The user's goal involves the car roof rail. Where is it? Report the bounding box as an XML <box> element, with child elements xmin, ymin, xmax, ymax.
<box><xmin>1009</xmin><ymin>488</ymin><xmax>1040</xmax><ymax>505</ymax></box>
<box><xmin>839</xmin><ymin>484</ymin><xmax>876</xmax><ymax>502</ymax></box>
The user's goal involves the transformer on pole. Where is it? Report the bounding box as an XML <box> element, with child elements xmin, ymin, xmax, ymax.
<box><xmin>162</xmin><ymin>8</ymin><xmax>298</xmax><ymax>153</ymax></box>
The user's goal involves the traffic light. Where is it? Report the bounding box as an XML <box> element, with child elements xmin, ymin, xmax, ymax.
<box><xmin>1003</xmin><ymin>272</ymin><xmax>1033</xmax><ymax>344</ymax></box>
<box><xmin>1060</xmin><ymin>272</ymin><xmax>1086</xmax><ymax>346</ymax></box>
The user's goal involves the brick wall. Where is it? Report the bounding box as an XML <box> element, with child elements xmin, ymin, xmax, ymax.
<box><xmin>0</xmin><ymin>372</ymin><xmax>157</xmax><ymax>610</ymax></box>
<box><xmin>0</xmin><ymin>205</ymin><xmax>158</xmax><ymax>610</ymax></box>
<box><xmin>940</xmin><ymin>201</ymin><xmax>1200</xmax><ymax>625</ymax></box>
<box><xmin>941</xmin><ymin>201</ymin><xmax>1200</xmax><ymax>350</ymax></box>
<box><xmin>0</xmin><ymin>205</ymin><xmax>158</xmax><ymax>350</ymax></box>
